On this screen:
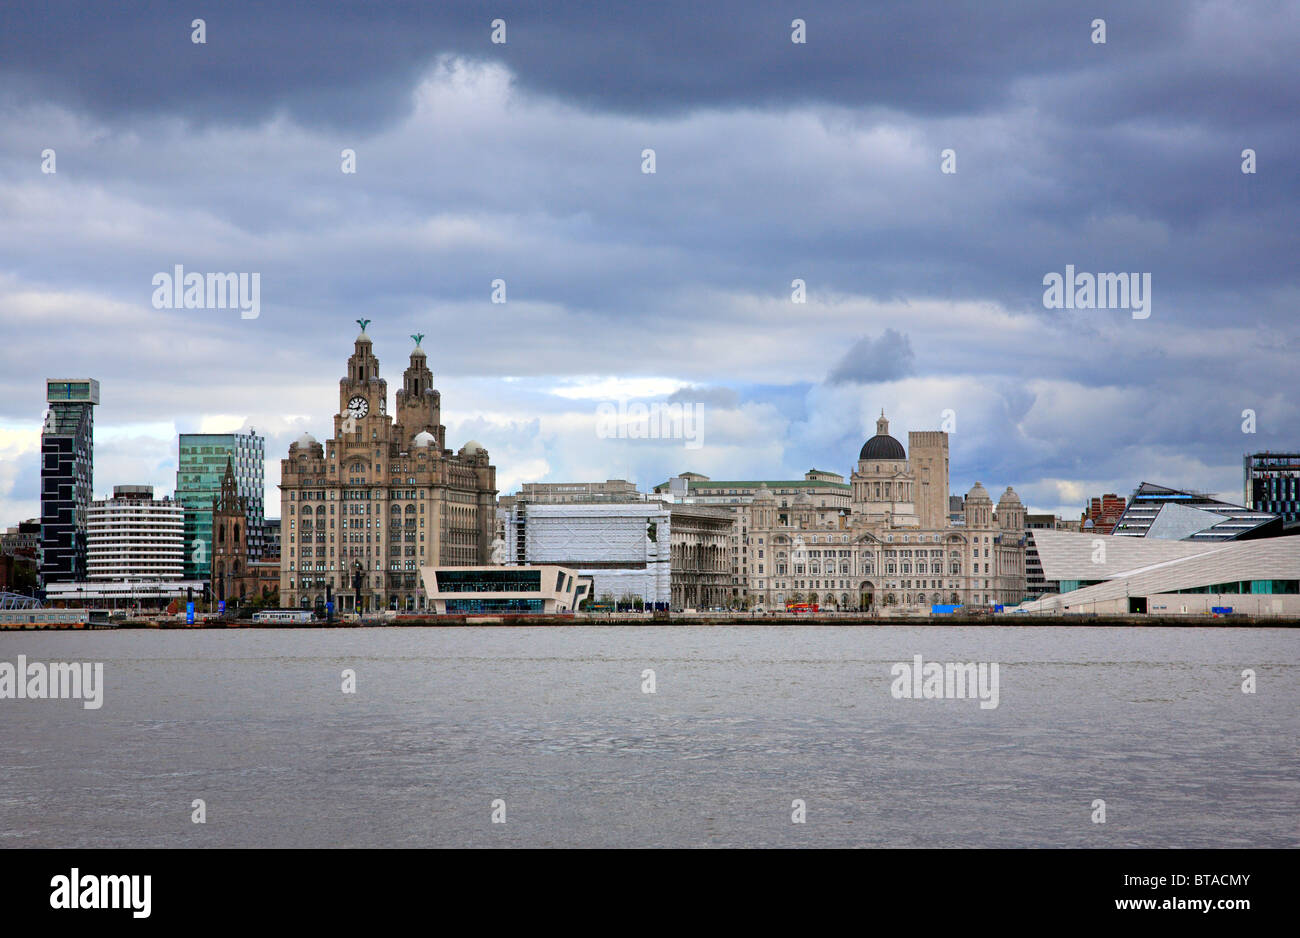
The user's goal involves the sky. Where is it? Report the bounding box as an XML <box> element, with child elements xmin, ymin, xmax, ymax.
<box><xmin>1</xmin><ymin>0</ymin><xmax>1297</xmax><ymax>524</ymax></box>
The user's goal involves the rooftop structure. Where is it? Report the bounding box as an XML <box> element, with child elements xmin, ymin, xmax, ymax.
<box><xmin>1111</xmin><ymin>482</ymin><xmax>1280</xmax><ymax>541</ymax></box>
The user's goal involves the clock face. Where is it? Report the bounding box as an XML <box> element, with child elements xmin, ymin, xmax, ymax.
<box><xmin>347</xmin><ymin>395</ymin><xmax>369</xmax><ymax>418</ymax></box>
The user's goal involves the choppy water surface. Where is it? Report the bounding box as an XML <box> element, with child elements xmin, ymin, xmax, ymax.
<box><xmin>1</xmin><ymin>626</ymin><xmax>1295</xmax><ymax>848</ymax></box>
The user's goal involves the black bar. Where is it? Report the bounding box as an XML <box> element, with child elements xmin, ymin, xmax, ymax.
<box><xmin>1</xmin><ymin>849</ymin><xmax>1285</xmax><ymax>926</ymax></box>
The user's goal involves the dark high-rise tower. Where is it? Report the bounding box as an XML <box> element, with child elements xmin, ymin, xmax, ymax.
<box><xmin>40</xmin><ymin>379</ymin><xmax>99</xmax><ymax>585</ymax></box>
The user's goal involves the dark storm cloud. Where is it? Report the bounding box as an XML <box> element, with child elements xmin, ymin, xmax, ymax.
<box><xmin>0</xmin><ymin>1</ymin><xmax>1231</xmax><ymax>128</ymax></box>
<box><xmin>4</xmin><ymin>2</ymin><xmax>1295</xmax><ymax>322</ymax></box>
<box><xmin>1</xmin><ymin>0</ymin><xmax>1297</xmax><ymax>521</ymax></box>
<box><xmin>826</xmin><ymin>330</ymin><xmax>915</xmax><ymax>385</ymax></box>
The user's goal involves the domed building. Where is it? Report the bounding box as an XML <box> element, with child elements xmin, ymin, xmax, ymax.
<box><xmin>733</xmin><ymin>409</ymin><xmax>1027</xmax><ymax>613</ymax></box>
<box><xmin>280</xmin><ymin>324</ymin><xmax>498</xmax><ymax>613</ymax></box>
<box><xmin>851</xmin><ymin>412</ymin><xmax>917</xmax><ymax>527</ymax></box>
<box><xmin>858</xmin><ymin>413</ymin><xmax>907</xmax><ymax>461</ymax></box>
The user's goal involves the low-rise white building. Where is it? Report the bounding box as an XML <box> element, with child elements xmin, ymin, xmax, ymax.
<box><xmin>420</xmin><ymin>565</ymin><xmax>584</xmax><ymax>614</ymax></box>
<box><xmin>1013</xmin><ymin>529</ymin><xmax>1300</xmax><ymax>616</ymax></box>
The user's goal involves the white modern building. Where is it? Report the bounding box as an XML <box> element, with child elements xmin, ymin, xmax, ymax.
<box><xmin>88</xmin><ymin>485</ymin><xmax>185</xmax><ymax>582</ymax></box>
<box><xmin>420</xmin><ymin>565</ymin><xmax>585</xmax><ymax>614</ymax></box>
<box><xmin>1012</xmin><ymin>529</ymin><xmax>1300</xmax><ymax>616</ymax></box>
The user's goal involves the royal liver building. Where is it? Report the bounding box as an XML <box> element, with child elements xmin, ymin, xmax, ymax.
<box><xmin>742</xmin><ymin>413</ymin><xmax>1026</xmax><ymax>611</ymax></box>
<box><xmin>279</xmin><ymin>323</ymin><xmax>497</xmax><ymax>612</ymax></box>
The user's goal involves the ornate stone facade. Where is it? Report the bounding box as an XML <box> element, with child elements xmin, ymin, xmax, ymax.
<box><xmin>666</xmin><ymin>505</ymin><xmax>732</xmax><ymax>609</ymax></box>
<box><xmin>744</xmin><ymin>413</ymin><xmax>1027</xmax><ymax>611</ymax></box>
<box><xmin>279</xmin><ymin>325</ymin><xmax>497</xmax><ymax>612</ymax></box>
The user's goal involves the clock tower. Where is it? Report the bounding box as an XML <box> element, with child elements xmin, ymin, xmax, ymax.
<box><xmin>279</xmin><ymin>321</ymin><xmax>498</xmax><ymax>615</ymax></box>
<box><xmin>339</xmin><ymin>322</ymin><xmax>386</xmax><ymax>434</ymax></box>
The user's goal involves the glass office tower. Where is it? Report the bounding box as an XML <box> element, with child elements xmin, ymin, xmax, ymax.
<box><xmin>177</xmin><ymin>430</ymin><xmax>265</xmax><ymax>580</ymax></box>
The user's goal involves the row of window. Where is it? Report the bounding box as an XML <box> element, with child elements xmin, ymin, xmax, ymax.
<box><xmin>288</xmin><ymin>575</ymin><xmax>422</xmax><ymax>590</ymax></box>
<box><xmin>746</xmin><ymin>592</ymin><xmax>994</xmax><ymax>606</ymax></box>
<box><xmin>754</xmin><ymin>574</ymin><xmax>982</xmax><ymax>587</ymax></box>
<box><xmin>766</xmin><ymin>532</ymin><xmax>965</xmax><ymax>545</ymax></box>
<box><xmin>291</xmin><ymin>488</ymin><xmax>432</xmax><ymax>501</ymax></box>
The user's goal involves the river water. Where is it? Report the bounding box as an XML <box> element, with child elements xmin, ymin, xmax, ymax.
<box><xmin>1</xmin><ymin>626</ymin><xmax>1295</xmax><ymax>848</ymax></box>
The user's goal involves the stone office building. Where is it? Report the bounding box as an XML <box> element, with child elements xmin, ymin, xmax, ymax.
<box><xmin>653</xmin><ymin>469</ymin><xmax>852</xmax><ymax>604</ymax></box>
<box><xmin>740</xmin><ymin>413</ymin><xmax>1027</xmax><ymax>612</ymax></box>
<box><xmin>279</xmin><ymin>324</ymin><xmax>497</xmax><ymax>612</ymax></box>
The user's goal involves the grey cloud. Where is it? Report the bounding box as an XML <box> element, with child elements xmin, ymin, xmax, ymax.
<box><xmin>826</xmin><ymin>330</ymin><xmax>915</xmax><ymax>385</ymax></box>
<box><xmin>668</xmin><ymin>386</ymin><xmax>740</xmax><ymax>408</ymax></box>
<box><xmin>1</xmin><ymin>0</ymin><xmax>1296</xmax><ymax>526</ymax></box>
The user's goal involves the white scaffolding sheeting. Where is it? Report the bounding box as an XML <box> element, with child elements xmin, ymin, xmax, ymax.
<box><xmin>506</xmin><ymin>502</ymin><xmax>671</xmax><ymax>604</ymax></box>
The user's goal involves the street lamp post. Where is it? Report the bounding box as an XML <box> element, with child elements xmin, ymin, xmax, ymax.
<box><xmin>352</xmin><ymin>560</ymin><xmax>364</xmax><ymax>618</ymax></box>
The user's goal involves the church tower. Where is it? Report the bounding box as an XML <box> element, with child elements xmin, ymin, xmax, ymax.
<box><xmin>211</xmin><ymin>457</ymin><xmax>249</xmax><ymax>604</ymax></box>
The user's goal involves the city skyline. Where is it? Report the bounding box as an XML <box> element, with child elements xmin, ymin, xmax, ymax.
<box><xmin>2</xmin><ymin>2</ymin><xmax>1297</xmax><ymax>526</ymax></box>
<box><xmin>0</xmin><ymin>337</ymin><xmax>1287</xmax><ymax>527</ymax></box>
<box><xmin>1</xmin><ymin>0</ymin><xmax>1296</xmax><ymax>870</ymax></box>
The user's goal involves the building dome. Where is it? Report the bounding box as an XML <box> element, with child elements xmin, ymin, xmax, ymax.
<box><xmin>294</xmin><ymin>431</ymin><xmax>317</xmax><ymax>448</ymax></box>
<box><xmin>859</xmin><ymin>434</ymin><xmax>906</xmax><ymax>461</ymax></box>
<box><xmin>997</xmin><ymin>487</ymin><xmax>1022</xmax><ymax>506</ymax></box>
<box><xmin>793</xmin><ymin>491</ymin><xmax>813</xmax><ymax>507</ymax></box>
<box><xmin>752</xmin><ymin>484</ymin><xmax>775</xmax><ymax>502</ymax></box>
<box><xmin>412</xmin><ymin>431</ymin><xmax>435</xmax><ymax>448</ymax></box>
<box><xmin>966</xmin><ymin>481</ymin><xmax>992</xmax><ymax>502</ymax></box>
<box><xmin>858</xmin><ymin>411</ymin><xmax>905</xmax><ymax>461</ymax></box>
<box><xmin>460</xmin><ymin>440</ymin><xmax>484</xmax><ymax>456</ymax></box>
